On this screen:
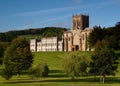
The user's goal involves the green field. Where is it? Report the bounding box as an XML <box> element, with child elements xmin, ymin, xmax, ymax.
<box><xmin>0</xmin><ymin>51</ymin><xmax>120</xmax><ymax>86</ymax></box>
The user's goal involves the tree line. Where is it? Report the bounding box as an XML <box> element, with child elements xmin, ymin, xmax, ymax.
<box><xmin>0</xmin><ymin>27</ymin><xmax>67</xmax><ymax>42</ymax></box>
<box><xmin>0</xmin><ymin>42</ymin><xmax>10</xmax><ymax>64</ymax></box>
<box><xmin>88</xmin><ymin>22</ymin><xmax>120</xmax><ymax>50</ymax></box>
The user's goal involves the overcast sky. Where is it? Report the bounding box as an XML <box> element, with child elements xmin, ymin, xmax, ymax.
<box><xmin>0</xmin><ymin>0</ymin><xmax>120</xmax><ymax>32</ymax></box>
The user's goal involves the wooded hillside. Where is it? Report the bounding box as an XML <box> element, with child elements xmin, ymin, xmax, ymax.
<box><xmin>0</xmin><ymin>27</ymin><xmax>67</xmax><ymax>42</ymax></box>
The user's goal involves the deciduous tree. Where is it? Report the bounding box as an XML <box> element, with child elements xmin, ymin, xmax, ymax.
<box><xmin>89</xmin><ymin>47</ymin><xmax>118</xmax><ymax>83</ymax></box>
<box><xmin>88</xmin><ymin>26</ymin><xmax>106</xmax><ymax>48</ymax></box>
<box><xmin>3</xmin><ymin>37</ymin><xmax>33</xmax><ymax>78</ymax></box>
<box><xmin>63</xmin><ymin>52</ymin><xmax>89</xmax><ymax>80</ymax></box>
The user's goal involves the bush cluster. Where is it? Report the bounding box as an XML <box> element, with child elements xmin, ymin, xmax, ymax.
<box><xmin>29</xmin><ymin>64</ymin><xmax>49</xmax><ymax>79</ymax></box>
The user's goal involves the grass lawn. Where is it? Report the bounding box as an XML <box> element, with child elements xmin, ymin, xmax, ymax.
<box><xmin>0</xmin><ymin>76</ymin><xmax>120</xmax><ymax>86</ymax></box>
<box><xmin>0</xmin><ymin>51</ymin><xmax>120</xmax><ymax>86</ymax></box>
<box><xmin>33</xmin><ymin>51</ymin><xmax>92</xmax><ymax>70</ymax></box>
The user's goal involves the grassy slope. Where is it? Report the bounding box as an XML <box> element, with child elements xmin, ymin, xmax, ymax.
<box><xmin>33</xmin><ymin>51</ymin><xmax>92</xmax><ymax>70</ymax></box>
<box><xmin>0</xmin><ymin>51</ymin><xmax>120</xmax><ymax>86</ymax></box>
<box><xmin>33</xmin><ymin>52</ymin><xmax>65</xmax><ymax>70</ymax></box>
<box><xmin>33</xmin><ymin>51</ymin><xmax>120</xmax><ymax>75</ymax></box>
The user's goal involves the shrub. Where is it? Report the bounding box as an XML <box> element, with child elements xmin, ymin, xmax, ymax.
<box><xmin>29</xmin><ymin>64</ymin><xmax>49</xmax><ymax>79</ymax></box>
<box><xmin>1</xmin><ymin>68</ymin><xmax>13</xmax><ymax>80</ymax></box>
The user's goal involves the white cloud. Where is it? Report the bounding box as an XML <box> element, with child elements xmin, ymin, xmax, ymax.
<box><xmin>52</xmin><ymin>21</ymin><xmax>71</xmax><ymax>28</ymax></box>
<box><xmin>21</xmin><ymin>15</ymin><xmax>71</xmax><ymax>29</ymax></box>
<box><xmin>15</xmin><ymin>0</ymin><xmax>115</xmax><ymax>17</ymax></box>
<box><xmin>15</xmin><ymin>6</ymin><xmax>76</xmax><ymax>16</ymax></box>
<box><xmin>17</xmin><ymin>0</ymin><xmax>116</xmax><ymax>29</ymax></box>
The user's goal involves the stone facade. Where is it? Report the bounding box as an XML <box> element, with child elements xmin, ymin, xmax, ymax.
<box><xmin>30</xmin><ymin>37</ymin><xmax>63</xmax><ymax>52</ymax></box>
<box><xmin>30</xmin><ymin>39</ymin><xmax>37</xmax><ymax>52</ymax></box>
<box><xmin>63</xmin><ymin>14</ymin><xmax>92</xmax><ymax>51</ymax></box>
<box><xmin>30</xmin><ymin>14</ymin><xmax>92</xmax><ymax>52</ymax></box>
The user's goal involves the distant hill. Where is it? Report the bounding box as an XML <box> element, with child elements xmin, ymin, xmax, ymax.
<box><xmin>0</xmin><ymin>27</ymin><xmax>68</xmax><ymax>42</ymax></box>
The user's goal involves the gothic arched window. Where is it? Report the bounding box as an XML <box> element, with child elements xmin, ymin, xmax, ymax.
<box><xmin>83</xmin><ymin>34</ymin><xmax>84</xmax><ymax>40</ymax></box>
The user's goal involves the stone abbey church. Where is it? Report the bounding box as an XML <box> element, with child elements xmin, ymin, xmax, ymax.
<box><xmin>30</xmin><ymin>14</ymin><xmax>92</xmax><ymax>52</ymax></box>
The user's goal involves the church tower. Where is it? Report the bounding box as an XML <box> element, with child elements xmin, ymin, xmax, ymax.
<box><xmin>63</xmin><ymin>14</ymin><xmax>92</xmax><ymax>52</ymax></box>
<box><xmin>72</xmin><ymin>14</ymin><xmax>89</xmax><ymax>30</ymax></box>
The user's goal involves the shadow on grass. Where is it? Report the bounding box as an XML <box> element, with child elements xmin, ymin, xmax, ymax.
<box><xmin>106</xmin><ymin>77</ymin><xmax>120</xmax><ymax>84</ymax></box>
<box><xmin>3</xmin><ymin>77</ymin><xmax>120</xmax><ymax>84</ymax></box>
<box><xmin>49</xmin><ymin>70</ymin><xmax>62</xmax><ymax>73</ymax></box>
<box><xmin>2</xmin><ymin>78</ymin><xmax>95</xmax><ymax>84</ymax></box>
<box><xmin>48</xmin><ymin>69</ymin><xmax>66</xmax><ymax>77</ymax></box>
<box><xmin>48</xmin><ymin>74</ymin><xmax>66</xmax><ymax>77</ymax></box>
<box><xmin>2</xmin><ymin>69</ymin><xmax>120</xmax><ymax>84</ymax></box>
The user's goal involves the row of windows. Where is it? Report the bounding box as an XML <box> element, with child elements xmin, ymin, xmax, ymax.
<box><xmin>31</xmin><ymin>44</ymin><xmax>35</xmax><ymax>46</ymax></box>
<box><xmin>37</xmin><ymin>43</ymin><xmax>57</xmax><ymax>46</ymax></box>
<box><xmin>31</xmin><ymin>43</ymin><xmax>62</xmax><ymax>47</ymax></box>
<box><xmin>31</xmin><ymin>47</ymin><xmax>60</xmax><ymax>51</ymax></box>
<box><xmin>38</xmin><ymin>48</ymin><xmax>57</xmax><ymax>51</ymax></box>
